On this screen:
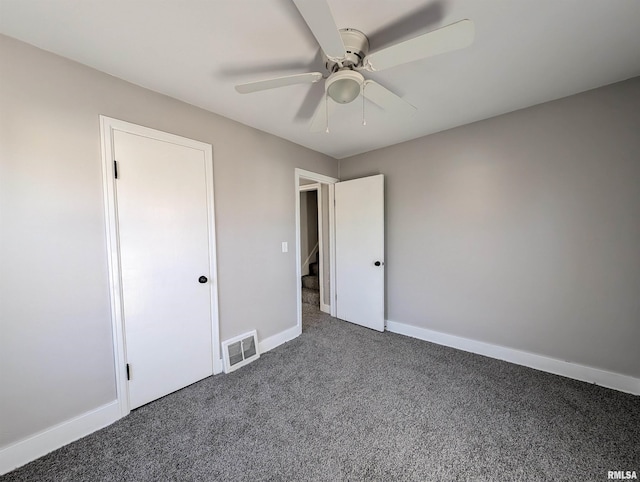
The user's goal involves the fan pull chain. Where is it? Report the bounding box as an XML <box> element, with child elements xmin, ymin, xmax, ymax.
<box><xmin>325</xmin><ymin>92</ymin><xmax>330</xmax><ymax>134</ymax></box>
<box><xmin>362</xmin><ymin>83</ymin><xmax>367</xmax><ymax>126</ymax></box>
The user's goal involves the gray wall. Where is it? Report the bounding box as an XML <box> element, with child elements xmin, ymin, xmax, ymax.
<box><xmin>0</xmin><ymin>35</ymin><xmax>337</xmax><ymax>447</ymax></box>
<box><xmin>340</xmin><ymin>77</ymin><xmax>640</xmax><ymax>379</ymax></box>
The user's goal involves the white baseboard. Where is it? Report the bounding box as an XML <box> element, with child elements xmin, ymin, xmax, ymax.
<box><xmin>213</xmin><ymin>356</ymin><xmax>223</xmax><ymax>375</ymax></box>
<box><xmin>259</xmin><ymin>324</ymin><xmax>301</xmax><ymax>354</ymax></box>
<box><xmin>320</xmin><ymin>302</ymin><xmax>331</xmax><ymax>314</ymax></box>
<box><xmin>0</xmin><ymin>400</ymin><xmax>121</xmax><ymax>476</ymax></box>
<box><xmin>385</xmin><ymin>320</ymin><xmax>640</xmax><ymax>396</ymax></box>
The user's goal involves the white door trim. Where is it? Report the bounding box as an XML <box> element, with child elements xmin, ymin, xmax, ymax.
<box><xmin>99</xmin><ymin>116</ymin><xmax>222</xmax><ymax>418</ymax></box>
<box><xmin>299</xmin><ymin>184</ymin><xmax>320</xmax><ymax>192</ymax></box>
<box><xmin>295</xmin><ymin>169</ymin><xmax>338</xmax><ymax>331</ymax></box>
<box><xmin>328</xmin><ymin>182</ymin><xmax>337</xmax><ymax>318</ymax></box>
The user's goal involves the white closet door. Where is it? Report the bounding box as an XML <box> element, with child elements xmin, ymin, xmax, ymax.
<box><xmin>114</xmin><ymin>130</ymin><xmax>213</xmax><ymax>409</ymax></box>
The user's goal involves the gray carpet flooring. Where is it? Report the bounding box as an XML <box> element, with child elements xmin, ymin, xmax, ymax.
<box><xmin>3</xmin><ymin>304</ymin><xmax>639</xmax><ymax>481</ymax></box>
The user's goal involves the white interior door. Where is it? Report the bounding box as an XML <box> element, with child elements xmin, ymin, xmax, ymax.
<box><xmin>114</xmin><ymin>130</ymin><xmax>214</xmax><ymax>409</ymax></box>
<box><xmin>335</xmin><ymin>174</ymin><xmax>385</xmax><ymax>331</ymax></box>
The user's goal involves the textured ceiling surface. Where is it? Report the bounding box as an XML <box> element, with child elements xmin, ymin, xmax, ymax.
<box><xmin>2</xmin><ymin>0</ymin><xmax>640</xmax><ymax>158</ymax></box>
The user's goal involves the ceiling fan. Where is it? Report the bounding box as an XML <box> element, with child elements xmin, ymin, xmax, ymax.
<box><xmin>235</xmin><ymin>0</ymin><xmax>474</xmax><ymax>131</ymax></box>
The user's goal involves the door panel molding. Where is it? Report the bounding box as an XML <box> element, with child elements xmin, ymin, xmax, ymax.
<box><xmin>99</xmin><ymin>116</ymin><xmax>221</xmax><ymax>417</ymax></box>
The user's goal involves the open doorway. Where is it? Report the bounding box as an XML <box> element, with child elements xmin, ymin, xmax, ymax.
<box><xmin>300</xmin><ymin>187</ymin><xmax>319</xmax><ymax>307</ymax></box>
<box><xmin>295</xmin><ymin>169</ymin><xmax>338</xmax><ymax>333</ymax></box>
<box><xmin>300</xmin><ymin>184</ymin><xmax>328</xmax><ymax>312</ymax></box>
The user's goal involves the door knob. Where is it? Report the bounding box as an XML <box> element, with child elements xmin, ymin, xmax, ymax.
<box><xmin>198</xmin><ymin>276</ymin><xmax>208</xmax><ymax>283</ymax></box>
<box><xmin>374</xmin><ymin>261</ymin><xmax>383</xmax><ymax>267</ymax></box>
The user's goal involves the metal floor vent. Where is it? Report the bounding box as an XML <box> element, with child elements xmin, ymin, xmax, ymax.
<box><xmin>222</xmin><ymin>330</ymin><xmax>260</xmax><ymax>373</ymax></box>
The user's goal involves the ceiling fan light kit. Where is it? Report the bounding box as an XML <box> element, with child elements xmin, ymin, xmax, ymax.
<box><xmin>326</xmin><ymin>70</ymin><xmax>364</xmax><ymax>104</ymax></box>
<box><xmin>235</xmin><ymin>0</ymin><xmax>474</xmax><ymax>131</ymax></box>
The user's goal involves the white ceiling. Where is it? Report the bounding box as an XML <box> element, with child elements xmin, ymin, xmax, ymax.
<box><xmin>2</xmin><ymin>1</ymin><xmax>640</xmax><ymax>159</ymax></box>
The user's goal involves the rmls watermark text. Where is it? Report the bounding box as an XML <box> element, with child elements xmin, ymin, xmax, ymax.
<box><xmin>608</xmin><ymin>471</ymin><xmax>637</xmax><ymax>480</ymax></box>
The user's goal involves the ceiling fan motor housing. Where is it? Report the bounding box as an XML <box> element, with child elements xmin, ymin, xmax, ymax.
<box><xmin>324</xmin><ymin>28</ymin><xmax>370</xmax><ymax>70</ymax></box>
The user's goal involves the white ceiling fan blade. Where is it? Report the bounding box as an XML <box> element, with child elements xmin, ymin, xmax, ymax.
<box><xmin>364</xmin><ymin>19</ymin><xmax>474</xmax><ymax>71</ymax></box>
<box><xmin>292</xmin><ymin>0</ymin><xmax>346</xmax><ymax>60</ymax></box>
<box><xmin>235</xmin><ymin>72</ymin><xmax>323</xmax><ymax>94</ymax></box>
<box><xmin>363</xmin><ymin>80</ymin><xmax>416</xmax><ymax>116</ymax></box>
<box><xmin>309</xmin><ymin>95</ymin><xmax>336</xmax><ymax>132</ymax></box>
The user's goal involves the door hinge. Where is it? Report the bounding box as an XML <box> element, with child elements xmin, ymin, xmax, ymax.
<box><xmin>114</xmin><ymin>160</ymin><xmax>119</xmax><ymax>179</ymax></box>
<box><xmin>126</xmin><ymin>363</ymin><xmax>131</xmax><ymax>380</ymax></box>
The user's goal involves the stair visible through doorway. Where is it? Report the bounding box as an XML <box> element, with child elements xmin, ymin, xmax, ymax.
<box><xmin>302</xmin><ymin>257</ymin><xmax>320</xmax><ymax>307</ymax></box>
